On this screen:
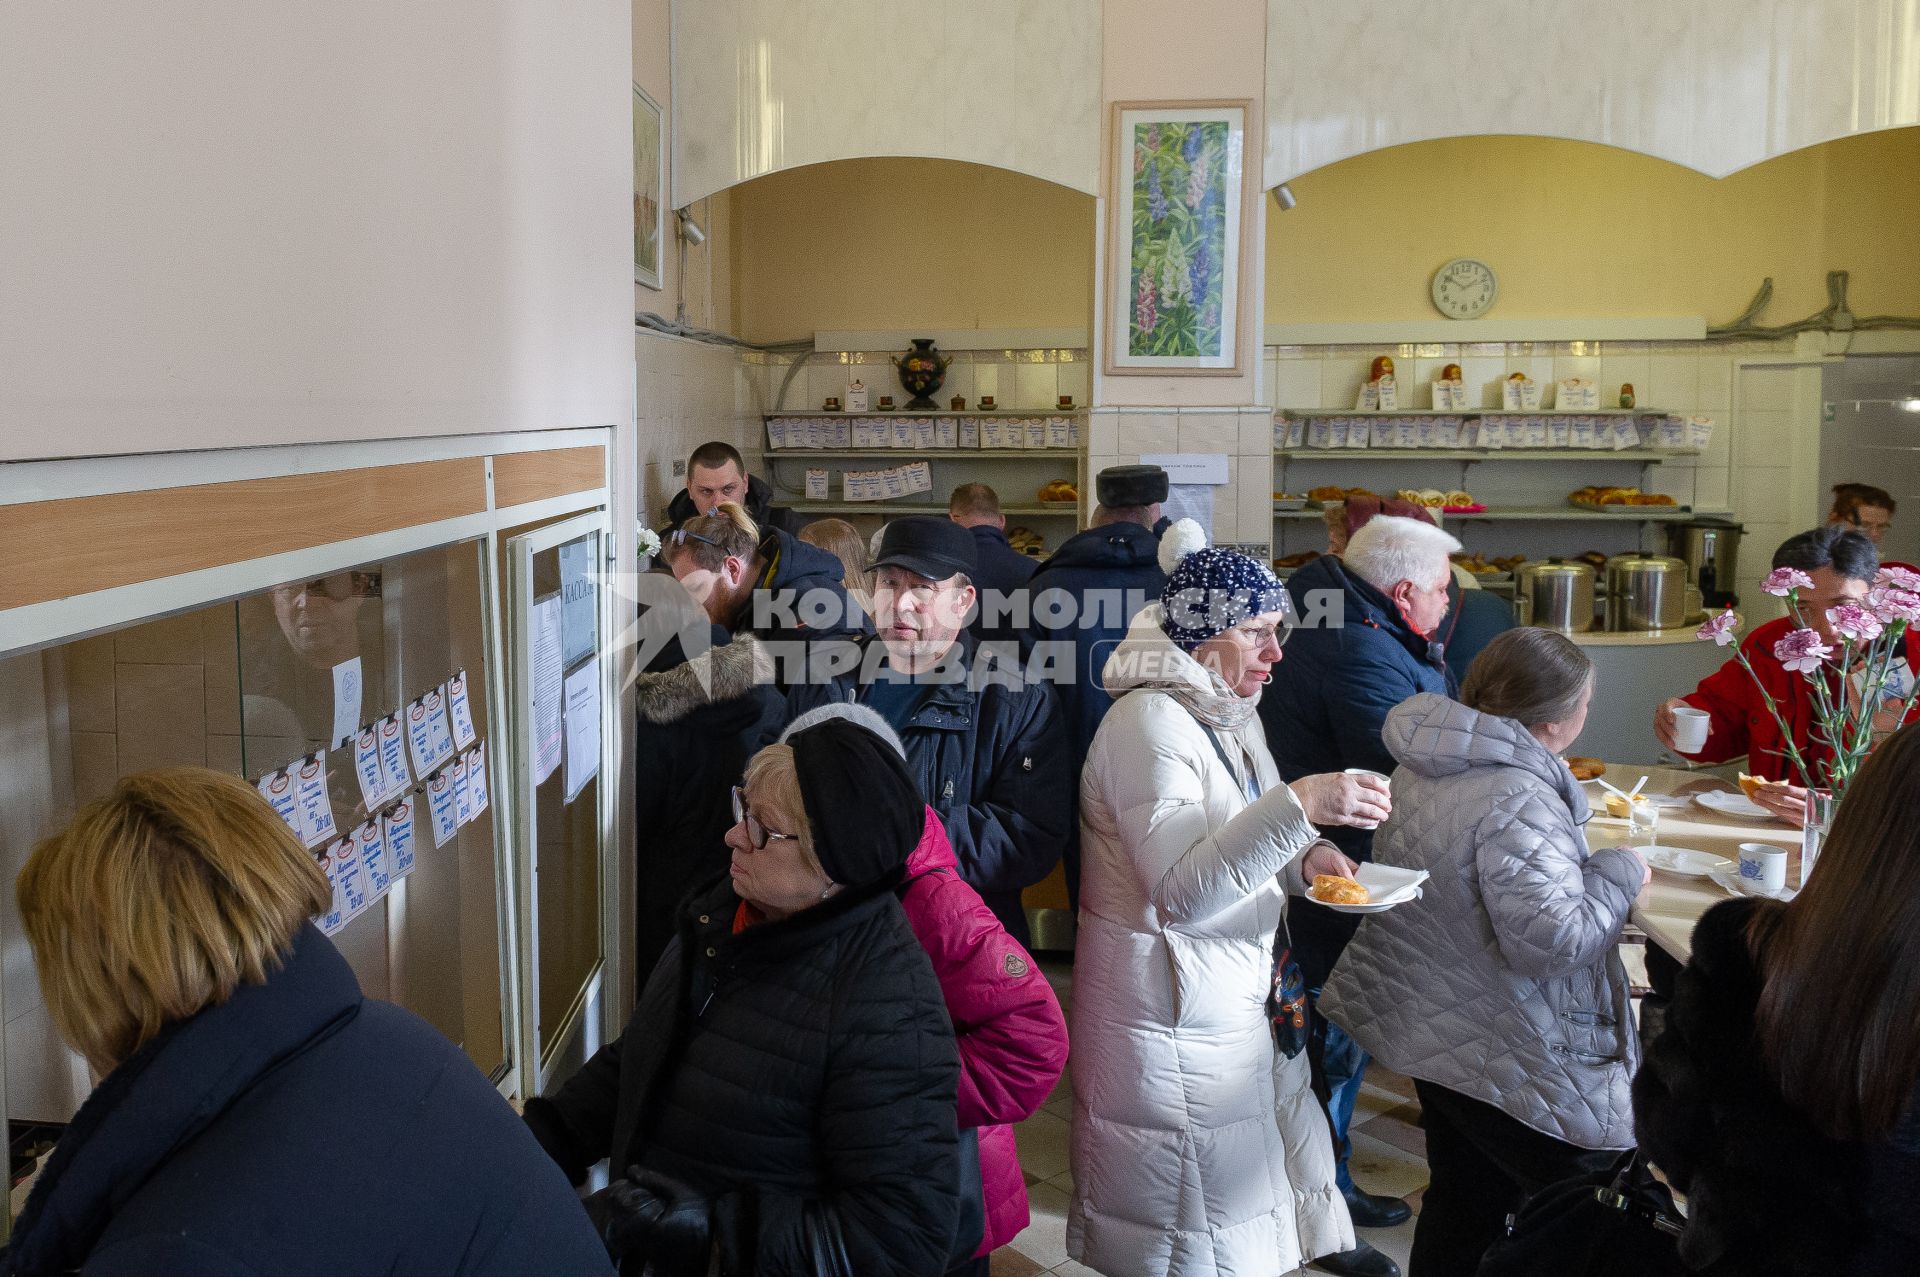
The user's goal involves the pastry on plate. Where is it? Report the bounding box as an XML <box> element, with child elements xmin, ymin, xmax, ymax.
<box><xmin>1565</xmin><ymin>756</ymin><xmax>1606</xmax><ymax>781</ymax></box>
<box><xmin>1309</xmin><ymin>875</ymin><xmax>1371</xmax><ymax>905</ymax></box>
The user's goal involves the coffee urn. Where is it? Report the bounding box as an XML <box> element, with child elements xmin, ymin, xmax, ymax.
<box><xmin>1668</xmin><ymin>519</ymin><xmax>1744</xmax><ymax>610</ymax></box>
<box><xmin>1605</xmin><ymin>553</ymin><xmax>1699</xmax><ymax>632</ymax></box>
<box><xmin>1513</xmin><ymin>559</ymin><xmax>1598</xmax><ymax>633</ymax></box>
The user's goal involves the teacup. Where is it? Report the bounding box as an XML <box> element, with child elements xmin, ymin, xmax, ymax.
<box><xmin>1737</xmin><ymin>842</ymin><xmax>1790</xmax><ymax>894</ymax></box>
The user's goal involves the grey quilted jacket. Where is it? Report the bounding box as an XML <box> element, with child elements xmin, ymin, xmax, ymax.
<box><xmin>1320</xmin><ymin>693</ymin><xmax>1643</xmax><ymax>1150</ymax></box>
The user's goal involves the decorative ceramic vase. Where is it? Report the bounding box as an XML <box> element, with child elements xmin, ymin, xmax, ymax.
<box><xmin>895</xmin><ymin>338</ymin><xmax>950</xmax><ymax>410</ymax></box>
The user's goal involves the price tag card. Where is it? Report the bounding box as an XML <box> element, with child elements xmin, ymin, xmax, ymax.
<box><xmin>404</xmin><ymin>697</ymin><xmax>438</xmax><ymax>778</ymax></box>
<box><xmin>1024</xmin><ymin>420</ymin><xmax>1047</xmax><ymax>449</ymax></box>
<box><xmin>936</xmin><ymin>417</ymin><xmax>958</xmax><ymax>449</ymax></box>
<box><xmin>377</xmin><ymin>714</ymin><xmax>413</xmax><ymax>799</ymax></box>
<box><xmin>316</xmin><ymin>848</ymin><xmax>346</xmax><ymax>936</ymax></box>
<box><xmin>332</xmin><ymin>835</ymin><xmax>371</xmax><ymax>921</ymax></box>
<box><xmin>879</xmin><ymin>467</ymin><xmax>907</xmax><ymax>499</ymax></box>
<box><xmin>830</xmin><ymin>418</ymin><xmax>850</xmax><ymax>447</ymax></box>
<box><xmin>913</xmin><ymin>418</ymin><xmax>937</xmax><ymax>449</ymax></box>
<box><xmin>464</xmin><ymin>748</ymin><xmax>489</xmax><ymax>817</ymax></box>
<box><xmin>382</xmin><ymin>798</ymin><xmax>418</xmax><ymax>881</ymax></box>
<box><xmin>889</xmin><ymin>419</ymin><xmax>916</xmax><ymax>449</ymax></box>
<box><xmin>1375</xmin><ymin>376</ymin><xmax>1398</xmax><ymax>410</ymax></box>
<box><xmin>452</xmin><ymin>755</ymin><xmax>474</xmax><ymax>827</ymax></box>
<box><xmin>330</xmin><ymin>657</ymin><xmax>364</xmax><ymax>749</ymax></box>
<box><xmin>1502</xmin><ymin>377</ymin><xmax>1526</xmax><ymax>410</ymax></box>
<box><xmin>1045</xmin><ymin>416</ymin><xmax>1073</xmax><ymax>448</ymax></box>
<box><xmin>902</xmin><ymin>461</ymin><xmax>933</xmax><ymax>496</ymax></box>
<box><xmin>805</xmin><ymin>468</ymin><xmax>829</xmax><ymax>500</ymax></box>
<box><xmin>353</xmin><ymin>819</ymin><xmax>391</xmax><ymax>900</ymax></box>
<box><xmin>851</xmin><ymin>419</ymin><xmax>880</xmax><ymax>447</ymax></box>
<box><xmin>423</xmin><ymin>686</ymin><xmax>457</xmax><ymax>769</ymax></box>
<box><xmin>426</xmin><ymin>770</ymin><xmax>460</xmax><ymax>848</ymax></box>
<box><xmin>292</xmin><ymin>752</ymin><xmax>337</xmax><ymax>848</ymax></box>
<box><xmin>446</xmin><ymin>670</ymin><xmax>479</xmax><ymax>749</ymax></box>
<box><xmin>255</xmin><ymin>771</ymin><xmax>303</xmax><ymax>841</ymax></box>
<box><xmin>766</xmin><ymin>418</ymin><xmax>790</xmax><ymax>449</ymax></box>
<box><xmin>352</xmin><ymin>726</ymin><xmax>389</xmax><ymax>810</ymax></box>
<box><xmin>958</xmin><ymin>419</ymin><xmax>979</xmax><ymax>449</ymax></box>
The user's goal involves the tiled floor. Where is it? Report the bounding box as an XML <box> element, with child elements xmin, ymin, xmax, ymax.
<box><xmin>995</xmin><ymin>958</ymin><xmax>1431</xmax><ymax>1276</ymax></box>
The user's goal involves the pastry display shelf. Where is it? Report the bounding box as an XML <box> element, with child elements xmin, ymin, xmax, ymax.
<box><xmin>1275</xmin><ymin>448</ymin><xmax>1689</xmax><ymax>463</ymax></box>
<box><xmin>1277</xmin><ymin>408</ymin><xmax>1652</xmax><ymax>419</ymax></box>
<box><xmin>769</xmin><ymin>408</ymin><xmax>1088</xmax><ymax>418</ymax></box>
<box><xmin>784</xmin><ymin>501</ymin><xmax>1074</xmax><ymax>518</ymax></box>
<box><xmin>1272</xmin><ymin>504</ymin><xmax>1727</xmax><ymax>523</ymax></box>
<box><xmin>766</xmin><ymin>448</ymin><xmax>1077</xmax><ymax>460</ymax></box>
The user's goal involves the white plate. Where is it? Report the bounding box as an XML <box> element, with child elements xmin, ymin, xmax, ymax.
<box><xmin>1307</xmin><ymin>863</ymin><xmax>1429</xmax><ymax>914</ymax></box>
<box><xmin>1642</xmin><ymin>846</ymin><xmax>1734</xmax><ymax>878</ymax></box>
<box><xmin>1693</xmin><ymin>790</ymin><xmax>1776</xmax><ymax>821</ymax></box>
<box><xmin>1709</xmin><ymin>864</ymin><xmax>1796</xmax><ymax>902</ymax></box>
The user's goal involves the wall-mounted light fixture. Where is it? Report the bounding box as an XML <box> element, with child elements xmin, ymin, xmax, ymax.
<box><xmin>1272</xmin><ymin>184</ymin><xmax>1297</xmax><ymax>211</ymax></box>
<box><xmin>675</xmin><ymin>206</ymin><xmax>707</xmax><ymax>246</ymax></box>
<box><xmin>1900</xmin><ymin>394</ymin><xmax>1920</xmax><ymax>414</ymax></box>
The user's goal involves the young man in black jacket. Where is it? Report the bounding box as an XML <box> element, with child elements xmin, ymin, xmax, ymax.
<box><xmin>786</xmin><ymin>517</ymin><xmax>1069</xmax><ymax>944</ymax></box>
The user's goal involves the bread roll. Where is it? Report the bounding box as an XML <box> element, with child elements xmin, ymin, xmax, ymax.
<box><xmin>1310</xmin><ymin>875</ymin><xmax>1371</xmax><ymax>905</ymax></box>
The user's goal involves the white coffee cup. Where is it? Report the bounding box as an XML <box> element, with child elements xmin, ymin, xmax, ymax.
<box><xmin>1670</xmin><ymin>706</ymin><xmax>1711</xmax><ymax>754</ymax></box>
<box><xmin>1342</xmin><ymin>768</ymin><xmax>1390</xmax><ymax>829</ymax></box>
<box><xmin>1737</xmin><ymin>842</ymin><xmax>1790</xmax><ymax>894</ymax></box>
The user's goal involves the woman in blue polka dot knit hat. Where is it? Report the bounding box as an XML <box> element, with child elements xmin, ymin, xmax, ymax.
<box><xmin>1067</xmin><ymin>518</ymin><xmax>1392</xmax><ymax>1277</ymax></box>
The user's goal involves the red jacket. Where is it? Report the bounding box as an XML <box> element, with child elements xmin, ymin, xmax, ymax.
<box><xmin>898</xmin><ymin>807</ymin><xmax>1068</xmax><ymax>1256</ymax></box>
<box><xmin>1678</xmin><ymin>616</ymin><xmax>1920</xmax><ymax>782</ymax></box>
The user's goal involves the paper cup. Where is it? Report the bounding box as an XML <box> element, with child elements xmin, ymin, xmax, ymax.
<box><xmin>1342</xmin><ymin>768</ymin><xmax>1390</xmax><ymax>830</ymax></box>
<box><xmin>1671</xmin><ymin>706</ymin><xmax>1710</xmax><ymax>754</ymax></box>
<box><xmin>1737</xmin><ymin>842</ymin><xmax>1790</xmax><ymax>894</ymax></box>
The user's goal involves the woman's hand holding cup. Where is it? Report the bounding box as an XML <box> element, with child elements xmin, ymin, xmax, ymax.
<box><xmin>1290</xmin><ymin>771</ymin><xmax>1392</xmax><ymax>829</ymax></box>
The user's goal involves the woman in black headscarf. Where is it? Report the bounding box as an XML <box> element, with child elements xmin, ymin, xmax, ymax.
<box><xmin>526</xmin><ymin>718</ymin><xmax>963</xmax><ymax>1277</ymax></box>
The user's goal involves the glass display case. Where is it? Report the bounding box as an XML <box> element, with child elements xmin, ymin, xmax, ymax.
<box><xmin>0</xmin><ymin>538</ymin><xmax>513</xmax><ymax>1159</ymax></box>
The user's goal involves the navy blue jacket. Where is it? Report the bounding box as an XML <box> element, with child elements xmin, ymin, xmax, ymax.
<box><xmin>1023</xmin><ymin>521</ymin><xmax>1166</xmax><ymax>901</ymax></box>
<box><xmin>4</xmin><ymin>926</ymin><xmax>609</xmax><ymax>1277</ymax></box>
<box><xmin>966</xmin><ymin>524</ymin><xmax>1038</xmax><ymax>647</ymax></box>
<box><xmin>1439</xmin><ymin>580</ymin><xmax>1517</xmax><ymax>688</ymax></box>
<box><xmin>784</xmin><ymin>632</ymin><xmax>1069</xmax><ymax>944</ymax></box>
<box><xmin>1259</xmin><ymin>554</ymin><xmax>1453</xmax><ymax>985</ymax></box>
<box><xmin>742</xmin><ymin>526</ymin><xmax>869</xmax><ymax>687</ymax></box>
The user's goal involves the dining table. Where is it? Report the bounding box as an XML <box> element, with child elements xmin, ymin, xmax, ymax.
<box><xmin>1584</xmin><ymin>763</ymin><xmax>1805</xmax><ymax>961</ymax></box>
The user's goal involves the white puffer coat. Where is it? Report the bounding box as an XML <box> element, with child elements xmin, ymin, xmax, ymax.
<box><xmin>1320</xmin><ymin>693</ymin><xmax>1643</xmax><ymax>1151</ymax></box>
<box><xmin>1067</xmin><ymin>610</ymin><xmax>1353</xmax><ymax>1276</ymax></box>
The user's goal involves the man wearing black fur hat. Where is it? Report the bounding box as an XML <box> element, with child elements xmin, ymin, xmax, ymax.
<box><xmin>1023</xmin><ymin>464</ymin><xmax>1171</xmax><ymax>906</ymax></box>
<box><xmin>786</xmin><ymin>516</ymin><xmax>1069</xmax><ymax>944</ymax></box>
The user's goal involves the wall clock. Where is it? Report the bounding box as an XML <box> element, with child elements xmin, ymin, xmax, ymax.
<box><xmin>1431</xmin><ymin>258</ymin><xmax>1498</xmax><ymax>320</ymax></box>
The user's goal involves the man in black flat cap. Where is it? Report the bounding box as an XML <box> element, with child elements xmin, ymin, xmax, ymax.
<box><xmin>1022</xmin><ymin>464</ymin><xmax>1171</xmax><ymax>907</ymax></box>
<box><xmin>785</xmin><ymin>516</ymin><xmax>1068</xmax><ymax>943</ymax></box>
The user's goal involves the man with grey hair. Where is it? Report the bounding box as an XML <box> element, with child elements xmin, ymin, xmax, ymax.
<box><xmin>1256</xmin><ymin>513</ymin><xmax>1461</xmax><ymax>1277</ymax></box>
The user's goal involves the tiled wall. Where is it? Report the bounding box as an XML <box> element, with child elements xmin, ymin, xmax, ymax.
<box><xmin>1084</xmin><ymin>406</ymin><xmax>1276</xmax><ymax>547</ymax></box>
<box><xmin>749</xmin><ymin>347</ymin><xmax>1093</xmax><ymax>421</ymax></box>
<box><xmin>635</xmin><ymin>329</ymin><xmax>763</xmax><ymax>526</ymax></box>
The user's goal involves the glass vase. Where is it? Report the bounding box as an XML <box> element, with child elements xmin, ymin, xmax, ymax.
<box><xmin>1800</xmin><ymin>788</ymin><xmax>1836</xmax><ymax>887</ymax></box>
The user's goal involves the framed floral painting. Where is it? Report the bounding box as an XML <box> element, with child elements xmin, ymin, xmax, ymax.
<box><xmin>633</xmin><ymin>84</ymin><xmax>664</xmax><ymax>290</ymax></box>
<box><xmin>1105</xmin><ymin>101</ymin><xmax>1250</xmax><ymax>376</ymax></box>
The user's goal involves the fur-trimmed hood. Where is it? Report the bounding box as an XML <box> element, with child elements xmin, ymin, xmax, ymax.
<box><xmin>634</xmin><ymin>635</ymin><xmax>773</xmax><ymax>726</ymax></box>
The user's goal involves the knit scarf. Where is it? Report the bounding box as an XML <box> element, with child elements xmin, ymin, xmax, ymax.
<box><xmin>1166</xmin><ymin>663</ymin><xmax>1261</xmax><ymax>733</ymax></box>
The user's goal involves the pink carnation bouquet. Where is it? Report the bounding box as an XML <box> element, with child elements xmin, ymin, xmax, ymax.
<box><xmin>1693</xmin><ymin>565</ymin><xmax>1920</xmax><ymax>797</ymax></box>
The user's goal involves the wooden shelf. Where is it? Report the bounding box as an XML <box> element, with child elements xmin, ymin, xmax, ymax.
<box><xmin>767</xmin><ymin>449</ymin><xmax>1077</xmax><ymax>460</ymax></box>
<box><xmin>787</xmin><ymin>501</ymin><xmax>1078</xmax><ymax>517</ymax></box>
<box><xmin>1273</xmin><ymin>449</ymin><xmax>1691</xmax><ymax>463</ymax></box>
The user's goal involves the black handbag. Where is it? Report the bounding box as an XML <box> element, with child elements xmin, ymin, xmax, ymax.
<box><xmin>1477</xmin><ymin>1154</ymin><xmax>1688</xmax><ymax>1277</ymax></box>
<box><xmin>946</xmin><ymin>1127</ymin><xmax>986</xmax><ymax>1268</ymax></box>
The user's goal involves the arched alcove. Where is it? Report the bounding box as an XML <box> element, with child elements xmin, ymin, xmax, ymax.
<box><xmin>724</xmin><ymin>157</ymin><xmax>1097</xmax><ymax>344</ymax></box>
<box><xmin>1264</xmin><ymin>129</ymin><xmax>1920</xmax><ymax>328</ymax></box>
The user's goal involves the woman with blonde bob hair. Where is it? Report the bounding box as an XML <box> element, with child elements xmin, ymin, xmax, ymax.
<box><xmin>6</xmin><ymin>766</ymin><xmax>610</xmax><ymax>1277</ymax></box>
